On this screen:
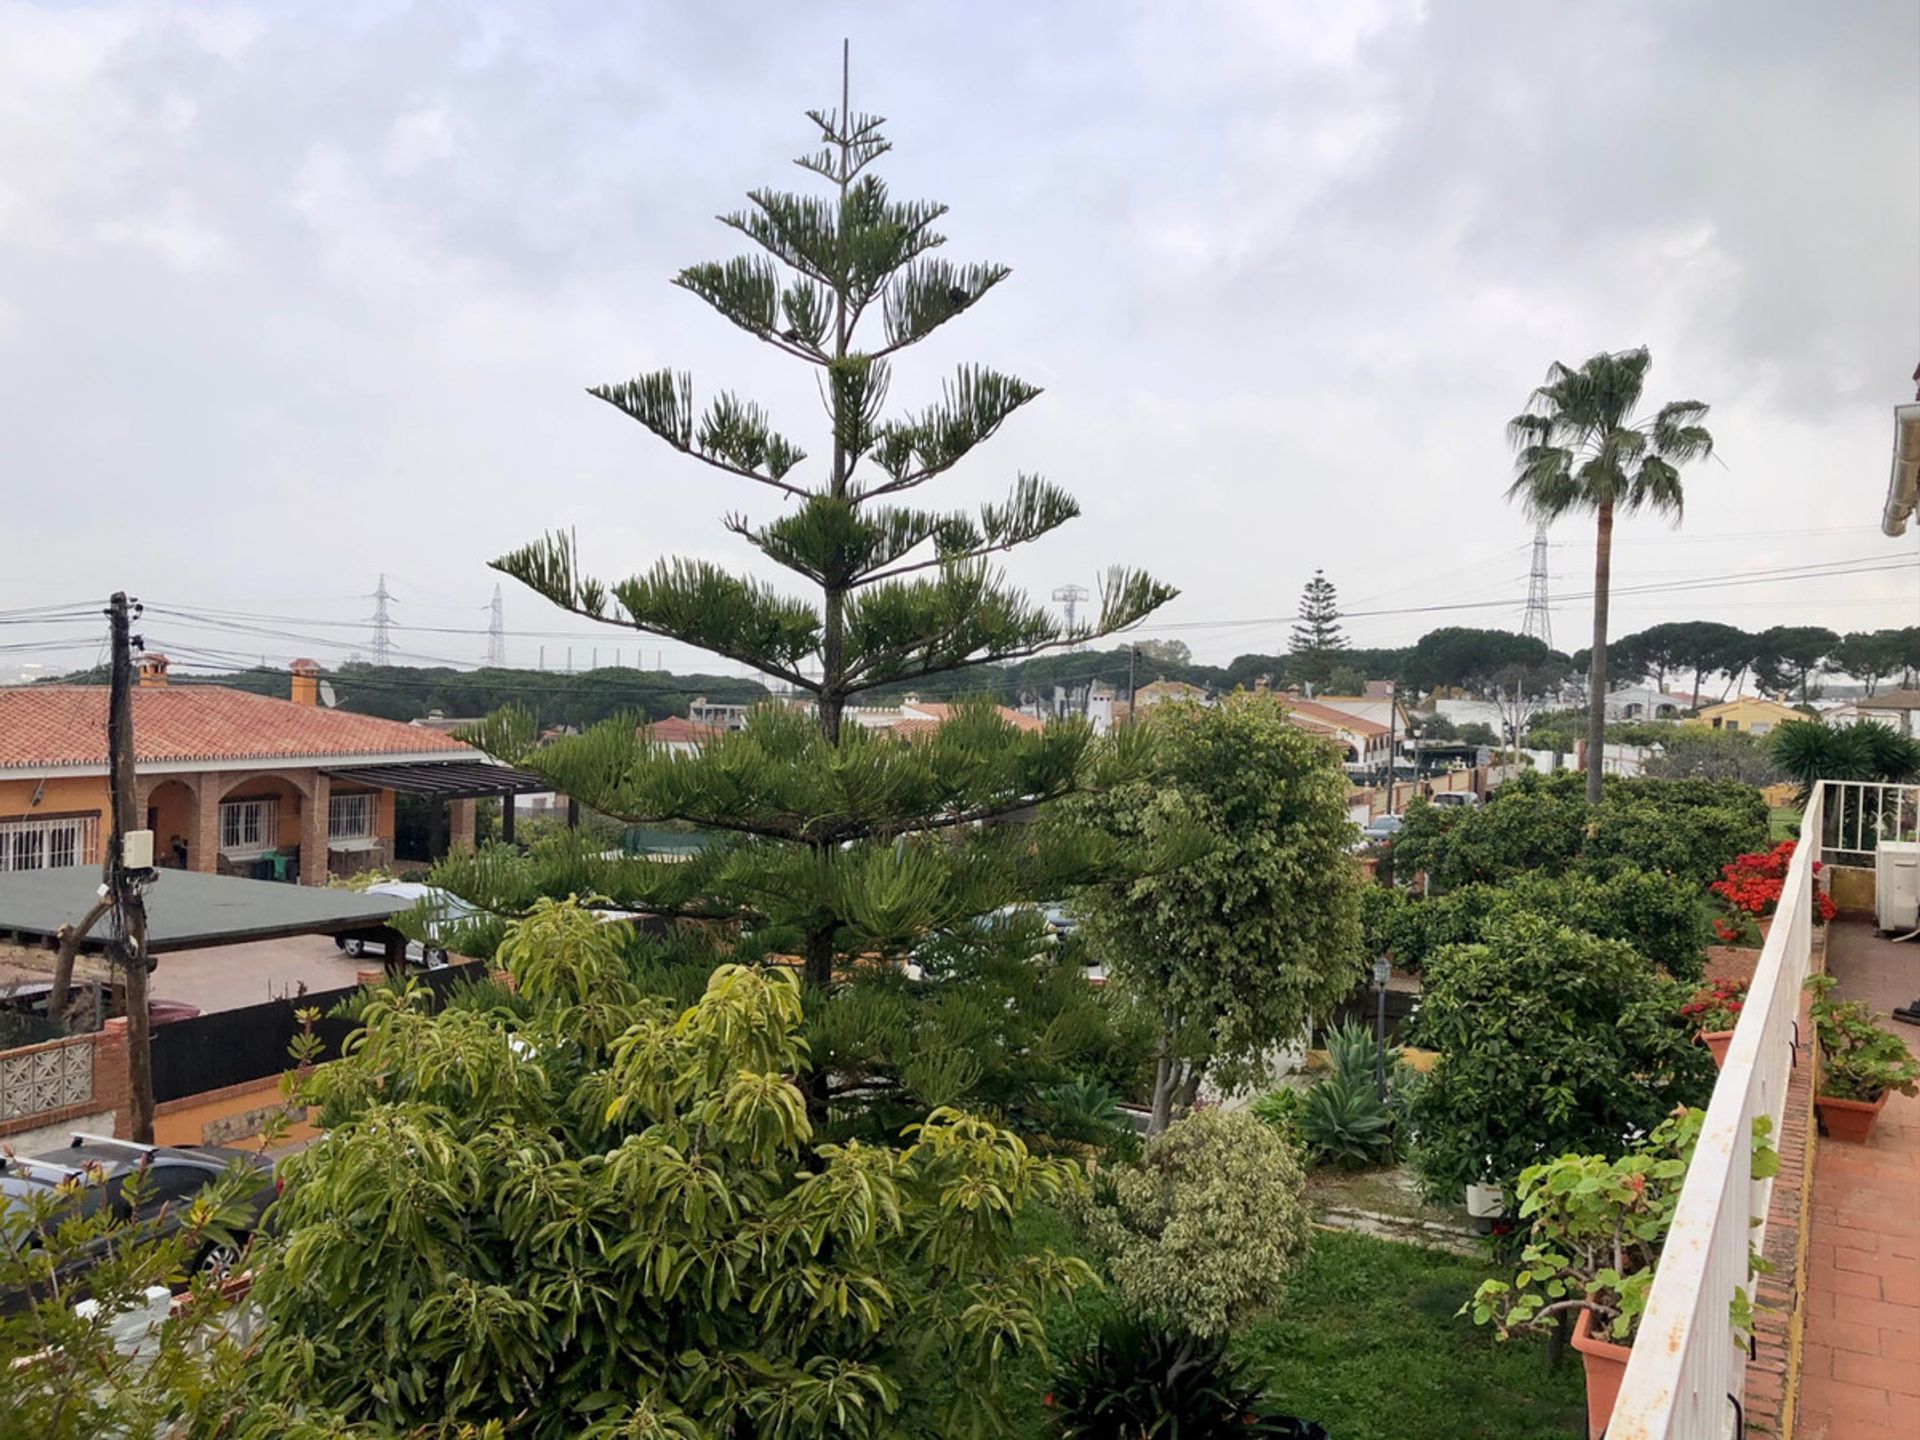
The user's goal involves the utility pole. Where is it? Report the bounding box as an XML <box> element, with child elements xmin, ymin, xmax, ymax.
<box><xmin>1127</xmin><ymin>643</ymin><xmax>1138</xmax><ymax>724</ymax></box>
<box><xmin>370</xmin><ymin>574</ymin><xmax>394</xmax><ymax>667</ymax></box>
<box><xmin>106</xmin><ymin>592</ymin><xmax>155</xmax><ymax>1143</ymax></box>
<box><xmin>1053</xmin><ymin>583</ymin><xmax>1089</xmax><ymax>649</ymax></box>
<box><xmin>1384</xmin><ymin>682</ymin><xmax>1398</xmax><ymax>815</ymax></box>
<box><xmin>484</xmin><ymin>584</ymin><xmax>507</xmax><ymax>667</ymax></box>
<box><xmin>1521</xmin><ymin>523</ymin><xmax>1553</xmax><ymax>649</ymax></box>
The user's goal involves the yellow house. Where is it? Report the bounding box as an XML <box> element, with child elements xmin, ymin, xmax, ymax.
<box><xmin>0</xmin><ymin>656</ymin><xmax>510</xmax><ymax>885</ymax></box>
<box><xmin>1687</xmin><ymin>696</ymin><xmax>1806</xmax><ymax>737</ymax></box>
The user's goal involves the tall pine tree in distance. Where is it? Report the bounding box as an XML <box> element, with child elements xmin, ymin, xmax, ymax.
<box><xmin>445</xmin><ymin>56</ymin><xmax>1180</xmax><ymax>1132</ymax></box>
<box><xmin>1289</xmin><ymin>569</ymin><xmax>1347</xmax><ymax>689</ymax></box>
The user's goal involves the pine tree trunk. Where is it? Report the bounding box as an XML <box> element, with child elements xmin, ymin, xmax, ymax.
<box><xmin>1586</xmin><ymin>502</ymin><xmax>1613</xmax><ymax>805</ymax></box>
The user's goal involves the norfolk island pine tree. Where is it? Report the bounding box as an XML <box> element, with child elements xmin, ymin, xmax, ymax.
<box><xmin>441</xmin><ymin>62</ymin><xmax>1180</xmax><ymax>1131</ymax></box>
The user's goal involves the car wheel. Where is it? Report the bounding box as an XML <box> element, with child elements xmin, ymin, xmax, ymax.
<box><xmin>196</xmin><ymin>1238</ymin><xmax>246</xmax><ymax>1282</ymax></box>
<box><xmin>342</xmin><ymin>938</ymin><xmax>364</xmax><ymax>958</ymax></box>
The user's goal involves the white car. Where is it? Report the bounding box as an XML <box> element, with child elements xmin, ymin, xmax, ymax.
<box><xmin>335</xmin><ymin>882</ymin><xmax>481</xmax><ymax>968</ymax></box>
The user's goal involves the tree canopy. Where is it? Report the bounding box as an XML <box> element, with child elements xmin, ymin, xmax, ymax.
<box><xmin>247</xmin><ymin>902</ymin><xmax>1093</xmax><ymax>1438</ymax></box>
<box><xmin>1504</xmin><ymin>347</ymin><xmax>1714</xmax><ymax>801</ymax></box>
<box><xmin>1288</xmin><ymin>570</ymin><xmax>1347</xmax><ymax>688</ymax></box>
<box><xmin>436</xmin><ymin>77</ymin><xmax>1179</xmax><ymax>1136</ymax></box>
<box><xmin>1068</xmin><ymin>695</ymin><xmax>1363</xmax><ymax>1132</ymax></box>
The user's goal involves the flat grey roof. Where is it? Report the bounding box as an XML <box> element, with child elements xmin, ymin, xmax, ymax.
<box><xmin>0</xmin><ymin>869</ymin><xmax>408</xmax><ymax>954</ymax></box>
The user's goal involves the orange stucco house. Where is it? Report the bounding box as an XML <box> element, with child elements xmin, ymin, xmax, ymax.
<box><xmin>0</xmin><ymin>656</ymin><xmax>486</xmax><ymax>886</ymax></box>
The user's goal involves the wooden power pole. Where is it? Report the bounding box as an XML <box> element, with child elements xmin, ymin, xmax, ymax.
<box><xmin>106</xmin><ymin>591</ymin><xmax>155</xmax><ymax>1143</ymax></box>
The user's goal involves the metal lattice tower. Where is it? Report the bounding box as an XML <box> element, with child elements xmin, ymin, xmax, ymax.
<box><xmin>1521</xmin><ymin>524</ymin><xmax>1552</xmax><ymax>648</ymax></box>
<box><xmin>484</xmin><ymin>584</ymin><xmax>507</xmax><ymax>667</ymax></box>
<box><xmin>1052</xmin><ymin>583</ymin><xmax>1090</xmax><ymax>645</ymax></box>
<box><xmin>369</xmin><ymin>574</ymin><xmax>394</xmax><ymax>667</ymax></box>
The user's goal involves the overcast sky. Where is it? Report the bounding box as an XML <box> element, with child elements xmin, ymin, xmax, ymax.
<box><xmin>2</xmin><ymin>0</ymin><xmax>1916</xmax><ymax>683</ymax></box>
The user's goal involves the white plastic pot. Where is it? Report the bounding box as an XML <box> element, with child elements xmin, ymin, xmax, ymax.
<box><xmin>1465</xmin><ymin>1182</ymin><xmax>1506</xmax><ymax>1218</ymax></box>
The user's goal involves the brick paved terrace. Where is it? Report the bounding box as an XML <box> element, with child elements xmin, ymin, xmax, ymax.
<box><xmin>1795</xmin><ymin>923</ymin><xmax>1920</xmax><ymax>1440</ymax></box>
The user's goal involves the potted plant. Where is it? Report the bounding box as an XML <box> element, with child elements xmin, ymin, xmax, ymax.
<box><xmin>1681</xmin><ymin>977</ymin><xmax>1747</xmax><ymax>1068</ymax></box>
<box><xmin>1464</xmin><ymin>1108</ymin><xmax>1777</xmax><ymax>1440</ymax></box>
<box><xmin>1807</xmin><ymin>976</ymin><xmax>1920</xmax><ymax>1143</ymax></box>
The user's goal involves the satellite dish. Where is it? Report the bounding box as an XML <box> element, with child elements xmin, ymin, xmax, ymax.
<box><xmin>318</xmin><ymin>680</ymin><xmax>338</xmax><ymax>708</ymax></box>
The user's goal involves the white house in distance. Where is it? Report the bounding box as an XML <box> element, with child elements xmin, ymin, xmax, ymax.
<box><xmin>1603</xmin><ymin>685</ymin><xmax>1694</xmax><ymax>720</ymax></box>
<box><xmin>1272</xmin><ymin>697</ymin><xmax>1393</xmax><ymax>772</ymax></box>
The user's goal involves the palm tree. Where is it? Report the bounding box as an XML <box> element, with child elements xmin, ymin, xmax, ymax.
<box><xmin>1506</xmin><ymin>348</ymin><xmax>1713</xmax><ymax>803</ymax></box>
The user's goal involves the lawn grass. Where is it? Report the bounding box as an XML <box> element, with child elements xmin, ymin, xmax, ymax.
<box><xmin>1006</xmin><ymin>1220</ymin><xmax>1585</xmax><ymax>1440</ymax></box>
<box><xmin>1769</xmin><ymin>804</ymin><xmax>1800</xmax><ymax>841</ymax></box>
<box><xmin>1241</xmin><ymin>1229</ymin><xmax>1586</xmax><ymax>1440</ymax></box>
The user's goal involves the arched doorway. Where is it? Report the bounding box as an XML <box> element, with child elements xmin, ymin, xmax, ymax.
<box><xmin>144</xmin><ymin>779</ymin><xmax>197</xmax><ymax>870</ymax></box>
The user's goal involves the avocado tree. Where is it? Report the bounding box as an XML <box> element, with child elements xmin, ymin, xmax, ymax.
<box><xmin>245</xmin><ymin>900</ymin><xmax>1093</xmax><ymax>1439</ymax></box>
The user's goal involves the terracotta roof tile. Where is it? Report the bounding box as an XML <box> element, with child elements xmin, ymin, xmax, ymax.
<box><xmin>1281</xmin><ymin>698</ymin><xmax>1388</xmax><ymax>736</ymax></box>
<box><xmin>643</xmin><ymin>716</ymin><xmax>724</xmax><ymax>744</ymax></box>
<box><xmin>901</xmin><ymin>702</ymin><xmax>1046</xmax><ymax>734</ymax></box>
<box><xmin>0</xmin><ymin>686</ymin><xmax>471</xmax><ymax>770</ymax></box>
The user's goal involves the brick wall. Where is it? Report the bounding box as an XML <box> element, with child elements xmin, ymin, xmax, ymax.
<box><xmin>1742</xmin><ymin>934</ymin><xmax>1822</xmax><ymax>1437</ymax></box>
<box><xmin>0</xmin><ymin>1016</ymin><xmax>131</xmax><ymax>1145</ymax></box>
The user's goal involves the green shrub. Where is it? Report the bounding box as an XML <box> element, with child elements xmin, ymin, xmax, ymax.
<box><xmin>1390</xmin><ymin>774</ymin><xmax>1768</xmax><ymax>894</ymax></box>
<box><xmin>1465</xmin><ymin>1108</ymin><xmax>1778</xmax><ymax>1345</ymax></box>
<box><xmin>1250</xmin><ymin>1085</ymin><xmax>1304</xmax><ymax>1143</ymax></box>
<box><xmin>1049</xmin><ymin>1313</ymin><xmax>1328</xmax><ymax>1439</ymax></box>
<box><xmin>1364</xmin><ymin>871</ymin><xmax>1708</xmax><ymax>982</ymax></box>
<box><xmin>1409</xmin><ymin>913</ymin><xmax>1714</xmax><ymax>1195</ymax></box>
<box><xmin>1075</xmin><ymin>1108</ymin><xmax>1311</xmax><ymax>1339</ymax></box>
<box><xmin>1808</xmin><ymin>975</ymin><xmax>1920</xmax><ymax>1102</ymax></box>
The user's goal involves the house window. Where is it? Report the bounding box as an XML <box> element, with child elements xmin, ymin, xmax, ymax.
<box><xmin>0</xmin><ymin>815</ymin><xmax>99</xmax><ymax>872</ymax></box>
<box><xmin>328</xmin><ymin>792</ymin><xmax>376</xmax><ymax>843</ymax></box>
<box><xmin>218</xmin><ymin>798</ymin><xmax>280</xmax><ymax>857</ymax></box>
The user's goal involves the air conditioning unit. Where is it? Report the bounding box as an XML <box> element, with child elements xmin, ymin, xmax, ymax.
<box><xmin>1875</xmin><ymin>841</ymin><xmax>1920</xmax><ymax>933</ymax></box>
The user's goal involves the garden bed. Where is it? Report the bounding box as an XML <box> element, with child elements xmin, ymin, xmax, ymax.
<box><xmin>1009</xmin><ymin>1221</ymin><xmax>1586</xmax><ymax>1439</ymax></box>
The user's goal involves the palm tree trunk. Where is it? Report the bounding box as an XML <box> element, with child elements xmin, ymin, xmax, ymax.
<box><xmin>1586</xmin><ymin>502</ymin><xmax>1613</xmax><ymax>805</ymax></box>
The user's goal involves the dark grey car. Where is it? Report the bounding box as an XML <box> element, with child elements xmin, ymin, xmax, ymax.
<box><xmin>0</xmin><ymin>1134</ymin><xmax>277</xmax><ymax>1311</ymax></box>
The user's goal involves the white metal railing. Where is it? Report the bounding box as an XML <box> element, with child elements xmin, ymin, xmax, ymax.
<box><xmin>1609</xmin><ymin>784</ymin><xmax>1823</xmax><ymax>1440</ymax></box>
<box><xmin>1820</xmin><ymin>780</ymin><xmax>1920</xmax><ymax>866</ymax></box>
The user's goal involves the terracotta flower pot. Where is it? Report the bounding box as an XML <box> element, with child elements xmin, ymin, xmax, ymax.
<box><xmin>1571</xmin><ymin>1308</ymin><xmax>1632</xmax><ymax>1440</ymax></box>
<box><xmin>1815</xmin><ymin>1089</ymin><xmax>1888</xmax><ymax>1144</ymax></box>
<box><xmin>1700</xmin><ymin>1029</ymin><xmax>1735</xmax><ymax>1068</ymax></box>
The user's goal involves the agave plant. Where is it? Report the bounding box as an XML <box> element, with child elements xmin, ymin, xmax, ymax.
<box><xmin>1298</xmin><ymin>1073</ymin><xmax>1397</xmax><ymax>1169</ymax></box>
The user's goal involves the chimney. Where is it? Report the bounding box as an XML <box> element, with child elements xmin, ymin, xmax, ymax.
<box><xmin>290</xmin><ymin>658</ymin><xmax>320</xmax><ymax>707</ymax></box>
<box><xmin>136</xmin><ymin>653</ymin><xmax>169</xmax><ymax>688</ymax></box>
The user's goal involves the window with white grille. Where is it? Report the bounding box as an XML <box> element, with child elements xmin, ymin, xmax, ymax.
<box><xmin>328</xmin><ymin>792</ymin><xmax>375</xmax><ymax>841</ymax></box>
<box><xmin>0</xmin><ymin>815</ymin><xmax>98</xmax><ymax>872</ymax></box>
<box><xmin>218</xmin><ymin>798</ymin><xmax>280</xmax><ymax>856</ymax></box>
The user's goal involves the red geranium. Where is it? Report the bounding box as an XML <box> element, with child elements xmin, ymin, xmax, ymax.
<box><xmin>1685</xmin><ymin>976</ymin><xmax>1749</xmax><ymax>1033</ymax></box>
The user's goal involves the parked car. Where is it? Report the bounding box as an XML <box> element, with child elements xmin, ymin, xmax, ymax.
<box><xmin>0</xmin><ymin>983</ymin><xmax>200</xmax><ymax>1028</ymax></box>
<box><xmin>1040</xmin><ymin>902</ymin><xmax>1079</xmax><ymax>939</ymax></box>
<box><xmin>1428</xmin><ymin>791</ymin><xmax>1482</xmax><ymax>809</ymax></box>
<box><xmin>0</xmin><ymin>1134</ymin><xmax>277</xmax><ymax>1311</ymax></box>
<box><xmin>1358</xmin><ymin>814</ymin><xmax>1405</xmax><ymax>849</ymax></box>
<box><xmin>335</xmin><ymin>881</ymin><xmax>482</xmax><ymax>967</ymax></box>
